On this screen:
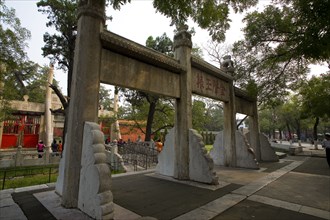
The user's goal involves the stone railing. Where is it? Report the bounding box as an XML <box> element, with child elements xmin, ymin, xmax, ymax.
<box><xmin>0</xmin><ymin>146</ymin><xmax>61</xmax><ymax>168</ymax></box>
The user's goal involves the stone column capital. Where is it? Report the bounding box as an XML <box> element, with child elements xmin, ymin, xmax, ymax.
<box><xmin>78</xmin><ymin>0</ymin><xmax>106</xmax><ymax>23</ymax></box>
<box><xmin>173</xmin><ymin>25</ymin><xmax>192</xmax><ymax>50</ymax></box>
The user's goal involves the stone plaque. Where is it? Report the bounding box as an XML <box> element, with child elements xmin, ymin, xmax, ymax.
<box><xmin>192</xmin><ymin>68</ymin><xmax>229</xmax><ymax>102</ymax></box>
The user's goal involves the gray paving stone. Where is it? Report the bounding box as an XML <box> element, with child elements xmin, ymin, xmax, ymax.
<box><xmin>0</xmin><ymin>203</ymin><xmax>27</xmax><ymax>220</ymax></box>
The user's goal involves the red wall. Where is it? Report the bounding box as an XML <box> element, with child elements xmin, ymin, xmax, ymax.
<box><xmin>1</xmin><ymin>135</ymin><xmax>17</xmax><ymax>148</ymax></box>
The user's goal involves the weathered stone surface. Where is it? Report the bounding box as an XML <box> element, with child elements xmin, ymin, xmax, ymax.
<box><xmin>155</xmin><ymin>128</ymin><xmax>175</xmax><ymax>177</ymax></box>
<box><xmin>211</xmin><ymin>131</ymin><xmax>259</xmax><ymax>169</ymax></box>
<box><xmin>250</xmin><ymin>133</ymin><xmax>279</xmax><ymax>162</ymax></box>
<box><xmin>174</xmin><ymin>26</ymin><xmax>192</xmax><ymax>180</ymax></box>
<box><xmin>236</xmin><ymin>131</ymin><xmax>259</xmax><ymax>169</ymax></box>
<box><xmin>105</xmin><ymin>145</ymin><xmax>127</xmax><ymax>173</ymax></box>
<box><xmin>78</xmin><ymin>122</ymin><xmax>114</xmax><ymax>220</ymax></box>
<box><xmin>189</xmin><ymin>129</ymin><xmax>218</xmax><ymax>185</ymax></box>
<box><xmin>210</xmin><ymin>131</ymin><xmax>225</xmax><ymax>166</ymax></box>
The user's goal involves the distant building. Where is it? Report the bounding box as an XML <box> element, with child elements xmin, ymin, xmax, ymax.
<box><xmin>0</xmin><ymin>94</ymin><xmax>64</xmax><ymax>149</ymax></box>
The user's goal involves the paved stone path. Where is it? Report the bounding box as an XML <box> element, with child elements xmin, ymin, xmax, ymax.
<box><xmin>0</xmin><ymin>156</ymin><xmax>329</xmax><ymax>220</ymax></box>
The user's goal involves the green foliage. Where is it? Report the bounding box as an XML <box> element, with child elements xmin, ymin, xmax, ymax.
<box><xmin>192</xmin><ymin>100</ymin><xmax>206</xmax><ymax>131</ymax></box>
<box><xmin>0</xmin><ymin>2</ymin><xmax>31</xmax><ymax>75</ymax></box>
<box><xmin>299</xmin><ymin>74</ymin><xmax>330</xmax><ymax>118</ymax></box>
<box><xmin>37</xmin><ymin>0</ymin><xmax>78</xmax><ymax>96</ymax></box>
<box><xmin>99</xmin><ymin>85</ymin><xmax>112</xmax><ymax>110</ymax></box>
<box><xmin>243</xmin><ymin>0</ymin><xmax>330</xmax><ymax>62</ymax></box>
<box><xmin>151</xmin><ymin>0</ymin><xmax>257</xmax><ymax>42</ymax></box>
<box><xmin>192</xmin><ymin>99</ymin><xmax>224</xmax><ymax>132</ymax></box>
<box><xmin>110</xmin><ymin>0</ymin><xmax>257</xmax><ymax>42</ymax></box>
<box><xmin>0</xmin><ymin>3</ymin><xmax>56</xmax><ymax>121</ymax></box>
<box><xmin>230</xmin><ymin>0</ymin><xmax>330</xmax><ymax>109</ymax></box>
<box><xmin>146</xmin><ymin>33</ymin><xmax>174</xmax><ymax>57</ymax></box>
<box><xmin>204</xmin><ymin>144</ymin><xmax>213</xmax><ymax>153</ymax></box>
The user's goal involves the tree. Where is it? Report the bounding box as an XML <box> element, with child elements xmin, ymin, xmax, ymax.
<box><xmin>112</xmin><ymin>0</ymin><xmax>258</xmax><ymax>42</ymax></box>
<box><xmin>298</xmin><ymin>74</ymin><xmax>330</xmax><ymax>147</ymax></box>
<box><xmin>99</xmin><ymin>85</ymin><xmax>112</xmax><ymax>111</ymax></box>
<box><xmin>0</xmin><ymin>2</ymin><xmax>30</xmax><ymax>75</ymax></box>
<box><xmin>210</xmin><ymin>0</ymin><xmax>330</xmax><ymax>112</ymax></box>
<box><xmin>192</xmin><ymin>100</ymin><xmax>207</xmax><ymax>131</ymax></box>
<box><xmin>1</xmin><ymin>3</ymin><xmax>53</xmax><ymax>119</ymax></box>
<box><xmin>37</xmin><ymin>0</ymin><xmax>77</xmax><ymax>97</ymax></box>
<box><xmin>243</xmin><ymin>1</ymin><xmax>330</xmax><ymax>63</ymax></box>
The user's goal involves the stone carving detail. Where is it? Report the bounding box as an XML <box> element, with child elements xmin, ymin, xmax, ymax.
<box><xmin>220</xmin><ymin>55</ymin><xmax>235</xmax><ymax>75</ymax></box>
<box><xmin>173</xmin><ymin>24</ymin><xmax>192</xmax><ymax>49</ymax></box>
<box><xmin>189</xmin><ymin>129</ymin><xmax>219</xmax><ymax>185</ymax></box>
<box><xmin>78</xmin><ymin>122</ymin><xmax>114</xmax><ymax>220</ymax></box>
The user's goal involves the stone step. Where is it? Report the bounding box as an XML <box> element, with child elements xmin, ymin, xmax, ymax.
<box><xmin>276</xmin><ymin>152</ymin><xmax>287</xmax><ymax>159</ymax></box>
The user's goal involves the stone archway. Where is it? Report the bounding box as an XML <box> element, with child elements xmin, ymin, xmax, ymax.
<box><xmin>55</xmin><ymin>1</ymin><xmax>265</xmax><ymax>219</ymax></box>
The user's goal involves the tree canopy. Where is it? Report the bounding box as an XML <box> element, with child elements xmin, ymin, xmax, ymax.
<box><xmin>37</xmin><ymin>0</ymin><xmax>77</xmax><ymax>96</ymax></box>
<box><xmin>243</xmin><ymin>0</ymin><xmax>330</xmax><ymax>63</ymax></box>
<box><xmin>230</xmin><ymin>0</ymin><xmax>330</xmax><ymax>108</ymax></box>
<box><xmin>111</xmin><ymin>0</ymin><xmax>258</xmax><ymax>42</ymax></box>
<box><xmin>299</xmin><ymin>74</ymin><xmax>330</xmax><ymax>119</ymax></box>
<box><xmin>0</xmin><ymin>1</ymin><xmax>30</xmax><ymax>75</ymax></box>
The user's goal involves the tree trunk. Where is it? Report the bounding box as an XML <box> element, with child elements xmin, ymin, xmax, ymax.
<box><xmin>313</xmin><ymin>117</ymin><xmax>319</xmax><ymax>150</ymax></box>
<box><xmin>286</xmin><ymin>122</ymin><xmax>292</xmax><ymax>141</ymax></box>
<box><xmin>295</xmin><ymin>119</ymin><xmax>301</xmax><ymax>146</ymax></box>
<box><xmin>145</xmin><ymin>99</ymin><xmax>157</xmax><ymax>141</ymax></box>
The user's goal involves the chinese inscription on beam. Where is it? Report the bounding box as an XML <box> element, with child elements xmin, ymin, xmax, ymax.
<box><xmin>192</xmin><ymin>68</ymin><xmax>230</xmax><ymax>102</ymax></box>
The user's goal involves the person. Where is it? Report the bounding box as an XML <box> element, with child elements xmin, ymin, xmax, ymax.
<box><xmin>321</xmin><ymin>133</ymin><xmax>330</xmax><ymax>167</ymax></box>
<box><xmin>57</xmin><ymin>140</ymin><xmax>63</xmax><ymax>156</ymax></box>
<box><xmin>51</xmin><ymin>139</ymin><xmax>58</xmax><ymax>154</ymax></box>
<box><xmin>36</xmin><ymin>140</ymin><xmax>45</xmax><ymax>158</ymax></box>
<box><xmin>118</xmin><ymin>139</ymin><xmax>125</xmax><ymax>148</ymax></box>
<box><xmin>155</xmin><ymin>139</ymin><xmax>163</xmax><ymax>153</ymax></box>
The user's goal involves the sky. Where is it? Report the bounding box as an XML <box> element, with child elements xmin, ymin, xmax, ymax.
<box><xmin>4</xmin><ymin>0</ymin><xmax>328</xmax><ymax>96</ymax></box>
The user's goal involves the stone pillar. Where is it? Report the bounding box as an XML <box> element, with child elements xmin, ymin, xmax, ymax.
<box><xmin>173</xmin><ymin>25</ymin><xmax>192</xmax><ymax>180</ymax></box>
<box><xmin>60</xmin><ymin>0</ymin><xmax>105</xmax><ymax>208</ymax></box>
<box><xmin>111</xmin><ymin>88</ymin><xmax>121</xmax><ymax>141</ymax></box>
<box><xmin>223</xmin><ymin>84</ymin><xmax>236</xmax><ymax>167</ymax></box>
<box><xmin>45</xmin><ymin>146</ymin><xmax>51</xmax><ymax>164</ymax></box>
<box><xmin>15</xmin><ymin>145</ymin><xmax>23</xmax><ymax>167</ymax></box>
<box><xmin>248</xmin><ymin>102</ymin><xmax>261</xmax><ymax>161</ymax></box>
<box><xmin>45</xmin><ymin>64</ymin><xmax>54</xmax><ymax>147</ymax></box>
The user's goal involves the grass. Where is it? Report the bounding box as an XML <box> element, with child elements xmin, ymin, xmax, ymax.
<box><xmin>0</xmin><ymin>165</ymin><xmax>126</xmax><ymax>190</ymax></box>
<box><xmin>205</xmin><ymin>145</ymin><xmax>213</xmax><ymax>153</ymax></box>
<box><xmin>0</xmin><ymin>165</ymin><xmax>59</xmax><ymax>190</ymax></box>
<box><xmin>1</xmin><ymin>174</ymin><xmax>58</xmax><ymax>189</ymax></box>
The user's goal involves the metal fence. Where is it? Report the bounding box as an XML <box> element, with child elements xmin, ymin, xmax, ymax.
<box><xmin>0</xmin><ymin>165</ymin><xmax>59</xmax><ymax>190</ymax></box>
<box><xmin>117</xmin><ymin>142</ymin><xmax>158</xmax><ymax>171</ymax></box>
